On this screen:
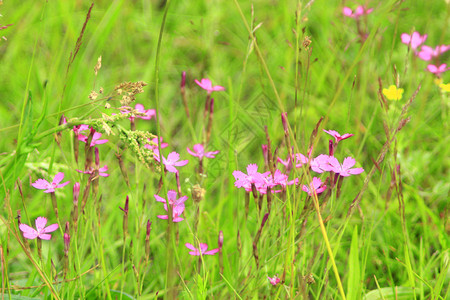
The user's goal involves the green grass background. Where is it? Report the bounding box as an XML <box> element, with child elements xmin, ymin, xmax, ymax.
<box><xmin>0</xmin><ymin>0</ymin><xmax>448</xmax><ymax>299</ymax></box>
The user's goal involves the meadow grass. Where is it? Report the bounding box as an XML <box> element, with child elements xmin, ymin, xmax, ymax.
<box><xmin>0</xmin><ymin>0</ymin><xmax>448</xmax><ymax>299</ymax></box>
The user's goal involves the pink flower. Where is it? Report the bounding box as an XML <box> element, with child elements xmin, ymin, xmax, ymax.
<box><xmin>342</xmin><ymin>5</ymin><xmax>373</xmax><ymax>19</ymax></box>
<box><xmin>185</xmin><ymin>243</ymin><xmax>219</xmax><ymax>256</ymax></box>
<box><xmin>154</xmin><ymin>152</ymin><xmax>189</xmax><ymax>173</ymax></box>
<box><xmin>187</xmin><ymin>144</ymin><xmax>219</xmax><ymax>159</ymax></box>
<box><xmin>31</xmin><ymin>172</ymin><xmax>70</xmax><ymax>193</ymax></box>
<box><xmin>76</xmin><ymin>165</ymin><xmax>110</xmax><ymax>177</ymax></box>
<box><xmin>154</xmin><ymin>190</ymin><xmax>188</xmax><ymax>207</ymax></box>
<box><xmin>155</xmin><ymin>191</ymin><xmax>187</xmax><ymax>223</ymax></box>
<box><xmin>268</xmin><ymin>275</ymin><xmax>281</xmax><ymax>286</ymax></box>
<box><xmin>233</xmin><ymin>164</ymin><xmax>269</xmax><ymax>190</ymax></box>
<box><xmin>328</xmin><ymin>157</ymin><xmax>364</xmax><ymax>177</ymax></box>
<box><xmin>277</xmin><ymin>153</ymin><xmax>308</xmax><ymax>172</ymax></box>
<box><xmin>78</xmin><ymin>128</ymin><xmax>108</xmax><ymax>147</ymax></box>
<box><xmin>145</xmin><ymin>137</ymin><xmax>168</xmax><ymax>151</ymax></box>
<box><xmin>259</xmin><ymin>169</ymin><xmax>298</xmax><ymax>193</ymax></box>
<box><xmin>417</xmin><ymin>45</ymin><xmax>450</xmax><ymax>61</ymax></box>
<box><xmin>401</xmin><ymin>32</ymin><xmax>427</xmax><ymax>50</ymax></box>
<box><xmin>323</xmin><ymin>129</ymin><xmax>354</xmax><ymax>143</ymax></box>
<box><xmin>302</xmin><ymin>177</ymin><xmax>327</xmax><ymax>196</ymax></box>
<box><xmin>157</xmin><ymin>202</ymin><xmax>185</xmax><ymax>222</ymax></box>
<box><xmin>19</xmin><ymin>217</ymin><xmax>59</xmax><ymax>240</ymax></box>
<box><xmin>73</xmin><ymin>124</ymin><xmax>89</xmax><ymax>135</ymax></box>
<box><xmin>121</xmin><ymin>104</ymin><xmax>156</xmax><ymax>121</ymax></box>
<box><xmin>427</xmin><ymin>64</ymin><xmax>448</xmax><ymax>76</ymax></box>
<box><xmin>310</xmin><ymin>155</ymin><xmax>333</xmax><ymax>173</ymax></box>
<box><xmin>195</xmin><ymin>78</ymin><xmax>225</xmax><ymax>93</ymax></box>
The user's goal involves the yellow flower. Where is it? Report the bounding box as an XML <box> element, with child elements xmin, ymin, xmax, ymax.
<box><xmin>382</xmin><ymin>85</ymin><xmax>404</xmax><ymax>101</ymax></box>
<box><xmin>439</xmin><ymin>83</ymin><xmax>450</xmax><ymax>92</ymax></box>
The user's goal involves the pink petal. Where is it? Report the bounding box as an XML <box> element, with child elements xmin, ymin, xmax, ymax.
<box><xmin>38</xmin><ymin>233</ymin><xmax>52</xmax><ymax>240</ymax></box>
<box><xmin>42</xmin><ymin>223</ymin><xmax>59</xmax><ymax>233</ymax></box>
<box><xmin>247</xmin><ymin>164</ymin><xmax>258</xmax><ymax>175</ymax></box>
<box><xmin>342</xmin><ymin>7</ymin><xmax>353</xmax><ymax>17</ymax></box>
<box><xmin>193</xmin><ymin>144</ymin><xmax>204</xmax><ymax>154</ymax></box>
<box><xmin>19</xmin><ymin>224</ymin><xmax>38</xmax><ymax>239</ymax></box>
<box><xmin>185</xmin><ymin>243</ymin><xmax>197</xmax><ymax>251</ymax></box>
<box><xmin>186</xmin><ymin>147</ymin><xmax>199</xmax><ymax>157</ymax></box>
<box><xmin>401</xmin><ymin>33</ymin><xmax>411</xmax><ymax>45</ymax></box>
<box><xmin>167</xmin><ymin>152</ymin><xmax>180</xmax><ymax>162</ymax></box>
<box><xmin>154</xmin><ymin>194</ymin><xmax>166</xmax><ymax>203</ymax></box>
<box><xmin>52</xmin><ymin>172</ymin><xmax>65</xmax><ymax>185</ymax></box>
<box><xmin>204</xmin><ymin>248</ymin><xmax>219</xmax><ymax>255</ymax></box>
<box><xmin>35</xmin><ymin>217</ymin><xmax>48</xmax><ymax>232</ymax></box>
<box><xmin>348</xmin><ymin>168</ymin><xmax>364</xmax><ymax>175</ymax></box>
<box><xmin>157</xmin><ymin>215</ymin><xmax>168</xmax><ymax>220</ymax></box>
<box><xmin>173</xmin><ymin>159</ymin><xmax>189</xmax><ymax>167</ymax></box>
<box><xmin>342</xmin><ymin>157</ymin><xmax>356</xmax><ymax>170</ymax></box>
<box><xmin>204</xmin><ymin>150</ymin><xmax>219</xmax><ymax>158</ymax></box>
<box><xmin>165</xmin><ymin>165</ymin><xmax>178</xmax><ymax>173</ymax></box>
<box><xmin>167</xmin><ymin>190</ymin><xmax>178</xmax><ymax>203</ymax></box>
<box><xmin>31</xmin><ymin>179</ymin><xmax>51</xmax><ymax>190</ymax></box>
<box><xmin>56</xmin><ymin>181</ymin><xmax>70</xmax><ymax>189</ymax></box>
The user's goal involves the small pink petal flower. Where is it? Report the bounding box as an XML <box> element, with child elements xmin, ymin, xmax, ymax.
<box><xmin>76</xmin><ymin>165</ymin><xmax>110</xmax><ymax>177</ymax></box>
<box><xmin>302</xmin><ymin>177</ymin><xmax>327</xmax><ymax>196</ymax></box>
<box><xmin>121</xmin><ymin>104</ymin><xmax>156</xmax><ymax>121</ymax></box>
<box><xmin>268</xmin><ymin>275</ymin><xmax>281</xmax><ymax>286</ymax></box>
<box><xmin>187</xmin><ymin>144</ymin><xmax>220</xmax><ymax>159</ymax></box>
<box><xmin>323</xmin><ymin>129</ymin><xmax>354</xmax><ymax>143</ymax></box>
<box><xmin>19</xmin><ymin>217</ymin><xmax>59</xmax><ymax>240</ymax></box>
<box><xmin>78</xmin><ymin>129</ymin><xmax>108</xmax><ymax>147</ymax></box>
<box><xmin>31</xmin><ymin>172</ymin><xmax>70</xmax><ymax>193</ymax></box>
<box><xmin>185</xmin><ymin>243</ymin><xmax>219</xmax><ymax>256</ymax></box>
<box><xmin>310</xmin><ymin>155</ymin><xmax>333</xmax><ymax>173</ymax></box>
<box><xmin>427</xmin><ymin>63</ymin><xmax>448</xmax><ymax>76</ymax></box>
<box><xmin>155</xmin><ymin>190</ymin><xmax>188</xmax><ymax>222</ymax></box>
<box><xmin>195</xmin><ymin>78</ymin><xmax>225</xmax><ymax>93</ymax></box>
<box><xmin>417</xmin><ymin>45</ymin><xmax>450</xmax><ymax>61</ymax></box>
<box><xmin>155</xmin><ymin>152</ymin><xmax>189</xmax><ymax>173</ymax></box>
<box><xmin>145</xmin><ymin>137</ymin><xmax>168</xmax><ymax>151</ymax></box>
<box><xmin>401</xmin><ymin>32</ymin><xmax>427</xmax><ymax>50</ymax></box>
<box><xmin>328</xmin><ymin>156</ymin><xmax>364</xmax><ymax>177</ymax></box>
<box><xmin>233</xmin><ymin>164</ymin><xmax>270</xmax><ymax>190</ymax></box>
<box><xmin>342</xmin><ymin>5</ymin><xmax>373</xmax><ymax>19</ymax></box>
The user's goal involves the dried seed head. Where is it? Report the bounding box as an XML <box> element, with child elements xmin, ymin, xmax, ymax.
<box><xmin>303</xmin><ymin>35</ymin><xmax>311</xmax><ymax>49</ymax></box>
<box><xmin>192</xmin><ymin>184</ymin><xmax>206</xmax><ymax>203</ymax></box>
<box><xmin>89</xmin><ymin>91</ymin><xmax>98</xmax><ymax>101</ymax></box>
<box><xmin>94</xmin><ymin>56</ymin><xmax>102</xmax><ymax>76</ymax></box>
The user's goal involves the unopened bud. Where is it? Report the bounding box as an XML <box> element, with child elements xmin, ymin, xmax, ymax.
<box><xmin>180</xmin><ymin>71</ymin><xmax>186</xmax><ymax>90</ymax></box>
<box><xmin>218</xmin><ymin>231</ymin><xmax>224</xmax><ymax>249</ymax></box>
<box><xmin>281</xmin><ymin>112</ymin><xmax>289</xmax><ymax>134</ymax></box>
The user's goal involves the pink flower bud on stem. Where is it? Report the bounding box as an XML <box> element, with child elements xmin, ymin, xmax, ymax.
<box><xmin>175</xmin><ymin>172</ymin><xmax>182</xmax><ymax>198</ymax></box>
<box><xmin>145</xmin><ymin>220</ymin><xmax>151</xmax><ymax>264</ymax></box>
<box><xmin>264</xmin><ymin>126</ymin><xmax>275</xmax><ymax>177</ymax></box>
<box><xmin>71</xmin><ymin>183</ymin><xmax>80</xmax><ymax>233</ymax></box>
<box><xmin>261</xmin><ymin>144</ymin><xmax>269</xmax><ymax>169</ymax></box>
<box><xmin>252</xmin><ymin>213</ymin><xmax>269</xmax><ymax>268</ymax></box>
<box><xmin>266</xmin><ymin>186</ymin><xmax>272</xmax><ymax>213</ymax></box>
<box><xmin>237</xmin><ymin>230</ymin><xmax>242</xmax><ymax>256</ymax></box>
<box><xmin>180</xmin><ymin>71</ymin><xmax>190</xmax><ymax>119</ymax></box>
<box><xmin>218</xmin><ymin>231</ymin><xmax>224</xmax><ymax>274</ymax></box>
<box><xmin>80</xmin><ymin>178</ymin><xmax>92</xmax><ymax>214</ymax></box>
<box><xmin>63</xmin><ymin>222</ymin><xmax>70</xmax><ymax>278</ymax></box>
<box><xmin>119</xmin><ymin>196</ymin><xmax>129</xmax><ymax>240</ymax></box>
<box><xmin>50</xmin><ymin>192</ymin><xmax>59</xmax><ymax>221</ymax></box>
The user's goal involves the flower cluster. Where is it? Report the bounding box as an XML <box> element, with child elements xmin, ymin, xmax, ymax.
<box><xmin>155</xmin><ymin>190</ymin><xmax>187</xmax><ymax>222</ymax></box>
<box><xmin>401</xmin><ymin>31</ymin><xmax>449</xmax><ymax>76</ymax></box>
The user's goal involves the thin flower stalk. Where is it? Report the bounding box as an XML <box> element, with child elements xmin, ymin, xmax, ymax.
<box><xmin>252</xmin><ymin>213</ymin><xmax>269</xmax><ymax>268</ymax></box>
<box><xmin>180</xmin><ymin>71</ymin><xmax>190</xmax><ymax>119</ymax></box>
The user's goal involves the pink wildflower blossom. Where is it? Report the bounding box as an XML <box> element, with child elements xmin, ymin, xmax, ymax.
<box><xmin>121</xmin><ymin>104</ymin><xmax>156</xmax><ymax>121</ymax></box>
<box><xmin>195</xmin><ymin>78</ymin><xmax>225</xmax><ymax>93</ymax></box>
<box><xmin>342</xmin><ymin>5</ymin><xmax>373</xmax><ymax>19</ymax></box>
<box><xmin>154</xmin><ymin>151</ymin><xmax>189</xmax><ymax>173</ymax></box>
<box><xmin>78</xmin><ymin>128</ymin><xmax>108</xmax><ymax>147</ymax></box>
<box><xmin>259</xmin><ymin>169</ymin><xmax>298</xmax><ymax>194</ymax></box>
<box><xmin>310</xmin><ymin>155</ymin><xmax>333</xmax><ymax>173</ymax></box>
<box><xmin>155</xmin><ymin>190</ymin><xmax>187</xmax><ymax>223</ymax></box>
<box><xmin>157</xmin><ymin>203</ymin><xmax>185</xmax><ymax>222</ymax></box>
<box><xmin>31</xmin><ymin>172</ymin><xmax>70</xmax><ymax>193</ymax></box>
<box><xmin>233</xmin><ymin>164</ymin><xmax>269</xmax><ymax>190</ymax></box>
<box><xmin>417</xmin><ymin>45</ymin><xmax>450</xmax><ymax>61</ymax></box>
<box><xmin>328</xmin><ymin>157</ymin><xmax>364</xmax><ymax>176</ymax></box>
<box><xmin>145</xmin><ymin>137</ymin><xmax>168</xmax><ymax>151</ymax></box>
<box><xmin>427</xmin><ymin>64</ymin><xmax>448</xmax><ymax>76</ymax></box>
<box><xmin>187</xmin><ymin>144</ymin><xmax>219</xmax><ymax>159</ymax></box>
<box><xmin>277</xmin><ymin>153</ymin><xmax>308</xmax><ymax>172</ymax></box>
<box><xmin>302</xmin><ymin>177</ymin><xmax>327</xmax><ymax>196</ymax></box>
<box><xmin>185</xmin><ymin>243</ymin><xmax>219</xmax><ymax>256</ymax></box>
<box><xmin>323</xmin><ymin>129</ymin><xmax>354</xmax><ymax>143</ymax></box>
<box><xmin>73</xmin><ymin>124</ymin><xmax>89</xmax><ymax>135</ymax></box>
<box><xmin>268</xmin><ymin>275</ymin><xmax>281</xmax><ymax>286</ymax></box>
<box><xmin>401</xmin><ymin>32</ymin><xmax>427</xmax><ymax>50</ymax></box>
<box><xmin>19</xmin><ymin>217</ymin><xmax>59</xmax><ymax>240</ymax></box>
<box><xmin>77</xmin><ymin>165</ymin><xmax>110</xmax><ymax>177</ymax></box>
